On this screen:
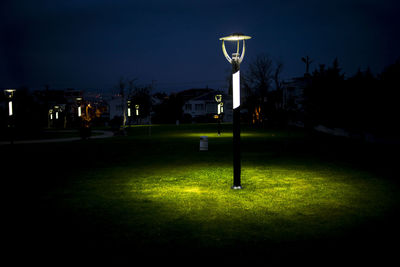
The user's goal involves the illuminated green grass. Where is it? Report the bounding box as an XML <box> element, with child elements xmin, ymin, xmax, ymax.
<box><xmin>7</xmin><ymin>124</ymin><xmax>399</xmax><ymax>263</ymax></box>
<box><xmin>52</xmin><ymin>124</ymin><xmax>398</xmax><ymax>251</ymax></box>
<box><xmin>67</xmin><ymin>160</ymin><xmax>395</xmax><ymax>248</ymax></box>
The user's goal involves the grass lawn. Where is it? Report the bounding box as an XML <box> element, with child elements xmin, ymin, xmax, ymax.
<box><xmin>3</xmin><ymin>124</ymin><xmax>400</xmax><ymax>264</ymax></box>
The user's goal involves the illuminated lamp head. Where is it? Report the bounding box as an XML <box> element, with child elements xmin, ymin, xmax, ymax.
<box><xmin>219</xmin><ymin>33</ymin><xmax>252</xmax><ymax>64</ymax></box>
<box><xmin>4</xmin><ymin>89</ymin><xmax>16</xmax><ymax>98</ymax></box>
<box><xmin>220</xmin><ymin>33</ymin><xmax>251</xmax><ymax>109</ymax></box>
<box><xmin>4</xmin><ymin>89</ymin><xmax>16</xmax><ymax>116</ymax></box>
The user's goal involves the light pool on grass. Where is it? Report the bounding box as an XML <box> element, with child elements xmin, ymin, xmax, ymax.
<box><xmin>123</xmin><ymin>161</ymin><xmax>396</xmax><ymax>242</ymax></box>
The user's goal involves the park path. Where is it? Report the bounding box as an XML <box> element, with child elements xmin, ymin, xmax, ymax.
<box><xmin>0</xmin><ymin>130</ymin><xmax>114</xmax><ymax>146</ymax></box>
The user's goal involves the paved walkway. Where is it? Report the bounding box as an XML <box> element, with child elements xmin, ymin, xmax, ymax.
<box><xmin>0</xmin><ymin>130</ymin><xmax>114</xmax><ymax>145</ymax></box>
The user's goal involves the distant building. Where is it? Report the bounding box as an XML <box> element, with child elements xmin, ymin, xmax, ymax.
<box><xmin>108</xmin><ymin>95</ymin><xmax>124</xmax><ymax>121</ymax></box>
<box><xmin>63</xmin><ymin>88</ymin><xmax>83</xmax><ymax>104</ymax></box>
<box><xmin>181</xmin><ymin>89</ymin><xmax>232</xmax><ymax>122</ymax></box>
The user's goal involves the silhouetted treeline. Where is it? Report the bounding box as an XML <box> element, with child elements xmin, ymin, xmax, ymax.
<box><xmin>303</xmin><ymin>58</ymin><xmax>400</xmax><ymax>137</ymax></box>
<box><xmin>152</xmin><ymin>93</ymin><xmax>184</xmax><ymax>124</ymax></box>
<box><xmin>241</xmin><ymin>54</ymin><xmax>285</xmax><ymax>127</ymax></box>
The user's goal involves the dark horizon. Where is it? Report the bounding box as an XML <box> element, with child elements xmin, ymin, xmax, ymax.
<box><xmin>1</xmin><ymin>0</ymin><xmax>399</xmax><ymax>93</ymax></box>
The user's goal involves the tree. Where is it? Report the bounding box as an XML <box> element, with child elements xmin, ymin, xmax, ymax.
<box><xmin>117</xmin><ymin>77</ymin><xmax>127</xmax><ymax>127</ymax></box>
<box><xmin>152</xmin><ymin>92</ymin><xmax>184</xmax><ymax>124</ymax></box>
<box><xmin>303</xmin><ymin>58</ymin><xmax>345</xmax><ymax>129</ymax></box>
<box><xmin>301</xmin><ymin>56</ymin><xmax>313</xmax><ymax>75</ymax></box>
<box><xmin>345</xmin><ymin>67</ymin><xmax>378</xmax><ymax>133</ymax></box>
<box><xmin>129</xmin><ymin>85</ymin><xmax>152</xmax><ymax>120</ymax></box>
<box><xmin>242</xmin><ymin>54</ymin><xmax>284</xmax><ymax>126</ymax></box>
<box><xmin>376</xmin><ymin>58</ymin><xmax>400</xmax><ymax>136</ymax></box>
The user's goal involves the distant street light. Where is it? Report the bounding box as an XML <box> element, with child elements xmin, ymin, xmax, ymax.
<box><xmin>4</xmin><ymin>89</ymin><xmax>16</xmax><ymax>116</ymax></box>
<box><xmin>48</xmin><ymin>109</ymin><xmax>53</xmax><ymax>126</ymax></box>
<box><xmin>215</xmin><ymin>94</ymin><xmax>223</xmax><ymax>136</ymax></box>
<box><xmin>127</xmin><ymin>100</ymin><xmax>132</xmax><ymax>118</ymax></box>
<box><xmin>54</xmin><ymin>105</ymin><xmax>60</xmax><ymax>120</ymax></box>
<box><xmin>135</xmin><ymin>104</ymin><xmax>139</xmax><ymax>116</ymax></box>
<box><xmin>220</xmin><ymin>33</ymin><xmax>251</xmax><ymax>189</ymax></box>
<box><xmin>4</xmin><ymin>89</ymin><xmax>16</xmax><ymax>144</ymax></box>
<box><xmin>135</xmin><ymin>104</ymin><xmax>139</xmax><ymax>125</ymax></box>
<box><xmin>76</xmin><ymin>97</ymin><xmax>83</xmax><ymax>118</ymax></box>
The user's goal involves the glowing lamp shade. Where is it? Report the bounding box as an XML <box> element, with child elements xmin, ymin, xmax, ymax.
<box><xmin>128</xmin><ymin>107</ymin><xmax>131</xmax><ymax>117</ymax></box>
<box><xmin>78</xmin><ymin>106</ymin><xmax>82</xmax><ymax>117</ymax></box>
<box><xmin>219</xmin><ymin>33</ymin><xmax>252</xmax><ymax>41</ymax></box>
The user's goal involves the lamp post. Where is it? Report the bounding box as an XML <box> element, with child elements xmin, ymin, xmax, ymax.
<box><xmin>4</xmin><ymin>89</ymin><xmax>16</xmax><ymax>144</ymax></box>
<box><xmin>76</xmin><ymin>97</ymin><xmax>83</xmax><ymax>118</ymax></box>
<box><xmin>220</xmin><ymin>33</ymin><xmax>251</xmax><ymax>189</ymax></box>
<box><xmin>215</xmin><ymin>94</ymin><xmax>223</xmax><ymax>136</ymax></box>
<box><xmin>48</xmin><ymin>109</ymin><xmax>53</xmax><ymax>128</ymax></box>
<box><xmin>135</xmin><ymin>104</ymin><xmax>139</xmax><ymax>125</ymax></box>
<box><xmin>127</xmin><ymin>100</ymin><xmax>132</xmax><ymax>118</ymax></box>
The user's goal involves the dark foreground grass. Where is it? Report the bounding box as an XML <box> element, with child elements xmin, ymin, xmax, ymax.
<box><xmin>3</xmin><ymin>124</ymin><xmax>400</xmax><ymax>264</ymax></box>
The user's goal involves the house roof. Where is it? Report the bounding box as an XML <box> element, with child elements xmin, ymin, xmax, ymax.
<box><xmin>187</xmin><ymin>90</ymin><xmax>228</xmax><ymax>102</ymax></box>
<box><xmin>177</xmin><ymin>88</ymin><xmax>215</xmax><ymax>102</ymax></box>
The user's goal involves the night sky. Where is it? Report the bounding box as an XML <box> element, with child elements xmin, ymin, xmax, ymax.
<box><xmin>1</xmin><ymin>0</ymin><xmax>399</xmax><ymax>93</ymax></box>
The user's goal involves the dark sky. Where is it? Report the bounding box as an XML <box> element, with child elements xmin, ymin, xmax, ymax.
<box><xmin>1</xmin><ymin>0</ymin><xmax>399</xmax><ymax>93</ymax></box>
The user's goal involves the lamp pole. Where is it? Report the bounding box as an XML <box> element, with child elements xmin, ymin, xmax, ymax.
<box><xmin>215</xmin><ymin>94</ymin><xmax>222</xmax><ymax>136</ymax></box>
<box><xmin>220</xmin><ymin>33</ymin><xmax>251</xmax><ymax>189</ymax></box>
<box><xmin>127</xmin><ymin>100</ymin><xmax>132</xmax><ymax>125</ymax></box>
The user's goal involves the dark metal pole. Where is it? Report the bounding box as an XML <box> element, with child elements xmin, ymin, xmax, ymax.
<box><xmin>8</xmin><ymin>111</ymin><xmax>14</xmax><ymax>145</ymax></box>
<box><xmin>217</xmin><ymin>114</ymin><xmax>221</xmax><ymax>136</ymax></box>
<box><xmin>232</xmin><ymin>58</ymin><xmax>241</xmax><ymax>189</ymax></box>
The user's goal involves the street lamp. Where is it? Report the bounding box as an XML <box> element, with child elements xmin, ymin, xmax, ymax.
<box><xmin>135</xmin><ymin>104</ymin><xmax>139</xmax><ymax>125</ymax></box>
<box><xmin>4</xmin><ymin>89</ymin><xmax>16</xmax><ymax>144</ymax></box>
<box><xmin>48</xmin><ymin>109</ymin><xmax>53</xmax><ymax>128</ymax></box>
<box><xmin>76</xmin><ymin>97</ymin><xmax>83</xmax><ymax>118</ymax></box>
<box><xmin>135</xmin><ymin>104</ymin><xmax>139</xmax><ymax>116</ymax></box>
<box><xmin>54</xmin><ymin>105</ymin><xmax>60</xmax><ymax>120</ymax></box>
<box><xmin>4</xmin><ymin>89</ymin><xmax>16</xmax><ymax>116</ymax></box>
<box><xmin>215</xmin><ymin>94</ymin><xmax>223</xmax><ymax>136</ymax></box>
<box><xmin>127</xmin><ymin>100</ymin><xmax>132</xmax><ymax>118</ymax></box>
<box><xmin>220</xmin><ymin>33</ymin><xmax>251</xmax><ymax>189</ymax></box>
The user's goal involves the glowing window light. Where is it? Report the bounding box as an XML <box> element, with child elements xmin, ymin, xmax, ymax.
<box><xmin>78</xmin><ymin>106</ymin><xmax>82</xmax><ymax>117</ymax></box>
<box><xmin>128</xmin><ymin>107</ymin><xmax>131</xmax><ymax>117</ymax></box>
